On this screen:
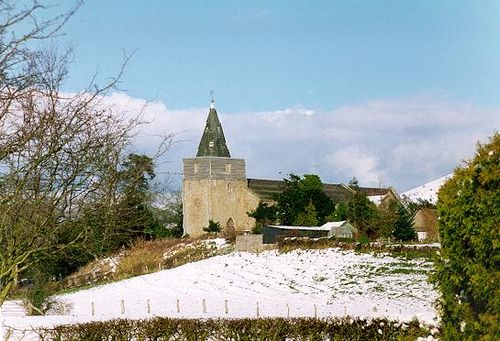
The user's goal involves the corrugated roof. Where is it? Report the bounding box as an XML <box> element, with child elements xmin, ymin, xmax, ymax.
<box><xmin>267</xmin><ymin>225</ymin><xmax>332</xmax><ymax>231</ymax></box>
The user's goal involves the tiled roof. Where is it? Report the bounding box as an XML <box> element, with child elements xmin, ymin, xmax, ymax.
<box><xmin>247</xmin><ymin>178</ymin><xmax>387</xmax><ymax>204</ymax></box>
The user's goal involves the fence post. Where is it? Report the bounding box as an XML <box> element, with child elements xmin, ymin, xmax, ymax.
<box><xmin>344</xmin><ymin>306</ymin><xmax>347</xmax><ymax>316</ymax></box>
<box><xmin>287</xmin><ymin>303</ymin><xmax>290</xmax><ymax>318</ymax></box>
<box><xmin>224</xmin><ymin>299</ymin><xmax>228</xmax><ymax>314</ymax></box>
<box><xmin>91</xmin><ymin>301</ymin><xmax>95</xmax><ymax>316</ymax></box>
<box><xmin>256</xmin><ymin>302</ymin><xmax>260</xmax><ymax>317</ymax></box>
<box><xmin>121</xmin><ymin>299</ymin><xmax>125</xmax><ymax>315</ymax></box>
<box><xmin>314</xmin><ymin>304</ymin><xmax>317</xmax><ymax>318</ymax></box>
<box><xmin>176</xmin><ymin>299</ymin><xmax>180</xmax><ymax>313</ymax></box>
<box><xmin>202</xmin><ymin>299</ymin><xmax>207</xmax><ymax>313</ymax></box>
<box><xmin>147</xmin><ymin>299</ymin><xmax>151</xmax><ymax>314</ymax></box>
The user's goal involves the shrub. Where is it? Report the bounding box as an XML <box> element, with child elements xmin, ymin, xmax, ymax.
<box><xmin>434</xmin><ymin>133</ymin><xmax>499</xmax><ymax>339</ymax></box>
<box><xmin>39</xmin><ymin>317</ymin><xmax>437</xmax><ymax>340</ymax></box>
<box><xmin>203</xmin><ymin>220</ymin><xmax>221</xmax><ymax>233</ymax></box>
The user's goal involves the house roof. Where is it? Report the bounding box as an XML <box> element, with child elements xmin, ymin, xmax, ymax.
<box><xmin>196</xmin><ymin>100</ymin><xmax>231</xmax><ymax>157</ymax></box>
<box><xmin>359</xmin><ymin>187</ymin><xmax>390</xmax><ymax>196</ymax></box>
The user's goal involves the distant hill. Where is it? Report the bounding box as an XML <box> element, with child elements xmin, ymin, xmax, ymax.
<box><xmin>402</xmin><ymin>174</ymin><xmax>453</xmax><ymax>204</ymax></box>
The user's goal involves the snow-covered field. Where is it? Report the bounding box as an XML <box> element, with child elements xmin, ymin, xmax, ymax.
<box><xmin>2</xmin><ymin>248</ymin><xmax>439</xmax><ymax>339</ymax></box>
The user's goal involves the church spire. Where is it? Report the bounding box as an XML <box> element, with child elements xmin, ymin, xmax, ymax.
<box><xmin>196</xmin><ymin>96</ymin><xmax>231</xmax><ymax>157</ymax></box>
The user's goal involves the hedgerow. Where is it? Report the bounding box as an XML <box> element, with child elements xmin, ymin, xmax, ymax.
<box><xmin>278</xmin><ymin>237</ymin><xmax>438</xmax><ymax>256</ymax></box>
<box><xmin>38</xmin><ymin>317</ymin><xmax>437</xmax><ymax>340</ymax></box>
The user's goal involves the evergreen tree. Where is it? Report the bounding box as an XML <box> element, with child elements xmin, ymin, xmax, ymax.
<box><xmin>117</xmin><ymin>154</ymin><xmax>160</xmax><ymax>241</ymax></box>
<box><xmin>294</xmin><ymin>201</ymin><xmax>319</xmax><ymax>226</ymax></box>
<box><xmin>392</xmin><ymin>203</ymin><xmax>416</xmax><ymax>241</ymax></box>
<box><xmin>247</xmin><ymin>201</ymin><xmax>278</xmax><ymax>230</ymax></box>
<box><xmin>276</xmin><ymin>174</ymin><xmax>334</xmax><ymax>225</ymax></box>
<box><xmin>433</xmin><ymin>133</ymin><xmax>499</xmax><ymax>339</ymax></box>
<box><xmin>344</xmin><ymin>177</ymin><xmax>378</xmax><ymax>238</ymax></box>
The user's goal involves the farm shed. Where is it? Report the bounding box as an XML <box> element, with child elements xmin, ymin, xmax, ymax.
<box><xmin>262</xmin><ymin>221</ymin><xmax>356</xmax><ymax>244</ymax></box>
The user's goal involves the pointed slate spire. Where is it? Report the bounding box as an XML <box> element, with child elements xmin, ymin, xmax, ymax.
<box><xmin>196</xmin><ymin>99</ymin><xmax>231</xmax><ymax>157</ymax></box>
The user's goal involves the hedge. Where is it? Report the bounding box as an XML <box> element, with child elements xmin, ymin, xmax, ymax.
<box><xmin>38</xmin><ymin>316</ymin><xmax>438</xmax><ymax>340</ymax></box>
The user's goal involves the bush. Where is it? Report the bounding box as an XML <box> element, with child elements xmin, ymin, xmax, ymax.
<box><xmin>434</xmin><ymin>133</ymin><xmax>499</xmax><ymax>339</ymax></box>
<box><xmin>203</xmin><ymin>220</ymin><xmax>221</xmax><ymax>233</ymax></box>
<box><xmin>39</xmin><ymin>317</ymin><xmax>437</xmax><ymax>340</ymax></box>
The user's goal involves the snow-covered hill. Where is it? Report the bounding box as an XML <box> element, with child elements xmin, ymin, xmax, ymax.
<box><xmin>3</xmin><ymin>248</ymin><xmax>439</xmax><ymax>338</ymax></box>
<box><xmin>402</xmin><ymin>174</ymin><xmax>453</xmax><ymax>204</ymax></box>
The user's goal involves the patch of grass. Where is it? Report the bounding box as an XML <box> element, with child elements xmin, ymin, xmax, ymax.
<box><xmin>387</xmin><ymin>268</ymin><xmax>429</xmax><ymax>275</ymax></box>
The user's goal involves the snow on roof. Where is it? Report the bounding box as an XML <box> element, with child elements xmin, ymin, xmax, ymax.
<box><xmin>267</xmin><ymin>221</ymin><xmax>350</xmax><ymax>231</ymax></box>
<box><xmin>268</xmin><ymin>220</ymin><xmax>346</xmax><ymax>231</ymax></box>
<box><xmin>267</xmin><ymin>225</ymin><xmax>332</xmax><ymax>231</ymax></box>
<box><xmin>367</xmin><ymin>194</ymin><xmax>385</xmax><ymax>206</ymax></box>
<box><xmin>320</xmin><ymin>221</ymin><xmax>349</xmax><ymax>229</ymax></box>
<box><xmin>402</xmin><ymin>174</ymin><xmax>452</xmax><ymax>204</ymax></box>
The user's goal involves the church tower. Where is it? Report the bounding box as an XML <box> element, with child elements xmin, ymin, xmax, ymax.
<box><xmin>182</xmin><ymin>99</ymin><xmax>258</xmax><ymax>236</ymax></box>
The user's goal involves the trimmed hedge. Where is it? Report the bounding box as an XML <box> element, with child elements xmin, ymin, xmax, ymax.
<box><xmin>38</xmin><ymin>317</ymin><xmax>437</xmax><ymax>340</ymax></box>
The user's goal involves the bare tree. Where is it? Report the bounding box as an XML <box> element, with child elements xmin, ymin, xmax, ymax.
<box><xmin>0</xmin><ymin>1</ymin><xmax>165</xmax><ymax>305</ymax></box>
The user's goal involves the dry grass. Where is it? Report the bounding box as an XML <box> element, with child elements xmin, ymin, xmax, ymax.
<box><xmin>62</xmin><ymin>236</ymin><xmax>231</xmax><ymax>291</ymax></box>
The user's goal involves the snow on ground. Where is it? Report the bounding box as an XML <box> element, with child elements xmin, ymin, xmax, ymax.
<box><xmin>3</xmin><ymin>248</ymin><xmax>439</xmax><ymax>339</ymax></box>
<box><xmin>402</xmin><ymin>174</ymin><xmax>452</xmax><ymax>204</ymax></box>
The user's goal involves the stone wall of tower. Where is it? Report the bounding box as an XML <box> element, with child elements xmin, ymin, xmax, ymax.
<box><xmin>182</xmin><ymin>157</ymin><xmax>260</xmax><ymax>237</ymax></box>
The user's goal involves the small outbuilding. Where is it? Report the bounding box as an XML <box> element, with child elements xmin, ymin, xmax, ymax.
<box><xmin>262</xmin><ymin>221</ymin><xmax>356</xmax><ymax>244</ymax></box>
<box><xmin>413</xmin><ymin>208</ymin><xmax>439</xmax><ymax>242</ymax></box>
<box><xmin>321</xmin><ymin>221</ymin><xmax>357</xmax><ymax>239</ymax></box>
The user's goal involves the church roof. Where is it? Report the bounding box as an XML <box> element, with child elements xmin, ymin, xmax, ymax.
<box><xmin>247</xmin><ymin>178</ymin><xmax>354</xmax><ymax>203</ymax></box>
<box><xmin>196</xmin><ymin>100</ymin><xmax>231</xmax><ymax>157</ymax></box>
<box><xmin>247</xmin><ymin>178</ymin><xmax>394</xmax><ymax>205</ymax></box>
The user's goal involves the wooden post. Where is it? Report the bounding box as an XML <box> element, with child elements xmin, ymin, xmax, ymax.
<box><xmin>314</xmin><ymin>304</ymin><xmax>317</xmax><ymax>318</ymax></box>
<box><xmin>202</xmin><ymin>299</ymin><xmax>207</xmax><ymax>313</ymax></box>
<box><xmin>121</xmin><ymin>299</ymin><xmax>125</xmax><ymax>315</ymax></box>
<box><xmin>176</xmin><ymin>299</ymin><xmax>180</xmax><ymax>313</ymax></box>
<box><xmin>344</xmin><ymin>306</ymin><xmax>347</xmax><ymax>316</ymax></box>
<box><xmin>91</xmin><ymin>301</ymin><xmax>95</xmax><ymax>316</ymax></box>
<box><xmin>287</xmin><ymin>303</ymin><xmax>290</xmax><ymax>318</ymax></box>
<box><xmin>224</xmin><ymin>299</ymin><xmax>228</xmax><ymax>314</ymax></box>
<box><xmin>147</xmin><ymin>299</ymin><xmax>151</xmax><ymax>314</ymax></box>
<box><xmin>256</xmin><ymin>302</ymin><xmax>260</xmax><ymax>317</ymax></box>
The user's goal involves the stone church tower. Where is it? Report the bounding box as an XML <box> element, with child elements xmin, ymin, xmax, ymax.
<box><xmin>182</xmin><ymin>100</ymin><xmax>259</xmax><ymax>237</ymax></box>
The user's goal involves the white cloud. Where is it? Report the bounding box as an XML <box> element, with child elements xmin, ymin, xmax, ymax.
<box><xmin>101</xmin><ymin>93</ymin><xmax>500</xmax><ymax>192</ymax></box>
<box><xmin>326</xmin><ymin>147</ymin><xmax>384</xmax><ymax>186</ymax></box>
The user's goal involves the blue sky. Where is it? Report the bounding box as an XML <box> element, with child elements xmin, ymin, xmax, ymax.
<box><xmin>57</xmin><ymin>1</ymin><xmax>500</xmax><ymax>111</ymax></box>
<box><xmin>37</xmin><ymin>1</ymin><xmax>500</xmax><ymax>191</ymax></box>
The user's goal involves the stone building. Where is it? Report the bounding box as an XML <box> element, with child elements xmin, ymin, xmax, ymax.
<box><xmin>183</xmin><ymin>100</ymin><xmax>396</xmax><ymax>237</ymax></box>
<box><xmin>413</xmin><ymin>207</ymin><xmax>439</xmax><ymax>241</ymax></box>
